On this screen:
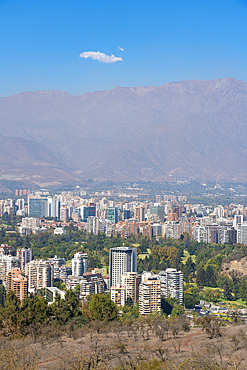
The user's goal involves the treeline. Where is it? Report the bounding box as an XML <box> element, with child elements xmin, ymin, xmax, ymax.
<box><xmin>0</xmin><ymin>287</ymin><xmax>186</xmax><ymax>337</ymax></box>
<box><xmin>0</xmin><ymin>290</ymin><xmax>120</xmax><ymax>336</ymax></box>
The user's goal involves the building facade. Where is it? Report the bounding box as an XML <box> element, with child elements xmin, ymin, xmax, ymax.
<box><xmin>159</xmin><ymin>268</ymin><xmax>183</xmax><ymax>304</ymax></box>
<box><xmin>25</xmin><ymin>260</ymin><xmax>53</xmax><ymax>293</ymax></box>
<box><xmin>28</xmin><ymin>198</ymin><xmax>48</xmax><ymax>218</ymax></box>
<box><xmin>109</xmin><ymin>247</ymin><xmax>137</xmax><ymax>287</ymax></box>
<box><xmin>17</xmin><ymin>248</ymin><xmax>33</xmax><ymax>271</ymax></box>
<box><xmin>71</xmin><ymin>252</ymin><xmax>88</xmax><ymax>277</ymax></box>
<box><xmin>6</xmin><ymin>267</ymin><xmax>28</xmax><ymax>301</ymax></box>
<box><xmin>121</xmin><ymin>271</ymin><xmax>139</xmax><ymax>303</ymax></box>
<box><xmin>107</xmin><ymin>207</ymin><xmax>118</xmax><ymax>224</ymax></box>
<box><xmin>139</xmin><ymin>277</ymin><xmax>161</xmax><ymax>315</ymax></box>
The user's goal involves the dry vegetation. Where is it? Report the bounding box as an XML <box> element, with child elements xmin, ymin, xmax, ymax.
<box><xmin>1</xmin><ymin>317</ymin><xmax>247</xmax><ymax>369</ymax></box>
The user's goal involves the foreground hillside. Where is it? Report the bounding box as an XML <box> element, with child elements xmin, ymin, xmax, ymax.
<box><xmin>1</xmin><ymin>77</ymin><xmax>247</xmax><ymax>185</ymax></box>
<box><xmin>2</xmin><ymin>321</ymin><xmax>247</xmax><ymax>369</ymax></box>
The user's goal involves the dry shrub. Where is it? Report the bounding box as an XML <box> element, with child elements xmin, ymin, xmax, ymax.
<box><xmin>0</xmin><ymin>339</ymin><xmax>37</xmax><ymax>370</ymax></box>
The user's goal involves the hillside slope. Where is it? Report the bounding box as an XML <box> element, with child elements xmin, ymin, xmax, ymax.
<box><xmin>1</xmin><ymin>77</ymin><xmax>247</xmax><ymax>183</ymax></box>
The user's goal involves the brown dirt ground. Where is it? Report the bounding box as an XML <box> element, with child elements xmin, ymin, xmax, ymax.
<box><xmin>29</xmin><ymin>323</ymin><xmax>247</xmax><ymax>369</ymax></box>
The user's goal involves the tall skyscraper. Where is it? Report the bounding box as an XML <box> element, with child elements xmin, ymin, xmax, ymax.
<box><xmin>109</xmin><ymin>247</ymin><xmax>137</xmax><ymax>287</ymax></box>
<box><xmin>81</xmin><ymin>205</ymin><xmax>96</xmax><ymax>222</ymax></box>
<box><xmin>149</xmin><ymin>205</ymin><xmax>165</xmax><ymax>222</ymax></box>
<box><xmin>123</xmin><ymin>210</ymin><xmax>131</xmax><ymax>220</ymax></box>
<box><xmin>28</xmin><ymin>198</ymin><xmax>48</xmax><ymax>218</ymax></box>
<box><xmin>47</xmin><ymin>198</ymin><xmax>60</xmax><ymax>218</ymax></box>
<box><xmin>159</xmin><ymin>268</ymin><xmax>183</xmax><ymax>304</ymax></box>
<box><xmin>107</xmin><ymin>207</ymin><xmax>118</xmax><ymax>224</ymax></box>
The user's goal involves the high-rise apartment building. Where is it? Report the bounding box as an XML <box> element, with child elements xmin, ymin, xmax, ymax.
<box><xmin>153</xmin><ymin>223</ymin><xmax>163</xmax><ymax>237</ymax></box>
<box><xmin>139</xmin><ymin>277</ymin><xmax>161</xmax><ymax>315</ymax></box>
<box><xmin>134</xmin><ymin>207</ymin><xmax>145</xmax><ymax>222</ymax></box>
<box><xmin>71</xmin><ymin>252</ymin><xmax>88</xmax><ymax>277</ymax></box>
<box><xmin>159</xmin><ymin>268</ymin><xmax>183</xmax><ymax>304</ymax></box>
<box><xmin>16</xmin><ymin>199</ymin><xmax>25</xmax><ymax>211</ymax></box>
<box><xmin>25</xmin><ymin>260</ymin><xmax>53</xmax><ymax>293</ymax></box>
<box><xmin>47</xmin><ymin>255</ymin><xmax>65</xmax><ymax>268</ymax></box>
<box><xmin>80</xmin><ymin>273</ymin><xmax>105</xmax><ymax>298</ymax></box>
<box><xmin>111</xmin><ymin>284</ymin><xmax>126</xmax><ymax>307</ymax></box>
<box><xmin>0</xmin><ymin>255</ymin><xmax>19</xmax><ymax>286</ymax></box>
<box><xmin>121</xmin><ymin>271</ymin><xmax>139</xmax><ymax>303</ymax></box>
<box><xmin>87</xmin><ymin>216</ymin><xmax>99</xmax><ymax>234</ymax></box>
<box><xmin>109</xmin><ymin>247</ymin><xmax>137</xmax><ymax>287</ymax></box>
<box><xmin>107</xmin><ymin>207</ymin><xmax>118</xmax><ymax>223</ymax></box>
<box><xmin>163</xmin><ymin>221</ymin><xmax>181</xmax><ymax>239</ymax></box>
<box><xmin>60</xmin><ymin>207</ymin><xmax>68</xmax><ymax>222</ymax></box>
<box><xmin>47</xmin><ymin>198</ymin><xmax>60</xmax><ymax>218</ymax></box>
<box><xmin>237</xmin><ymin>223</ymin><xmax>247</xmax><ymax>245</ymax></box>
<box><xmin>16</xmin><ymin>248</ymin><xmax>33</xmax><ymax>271</ymax></box>
<box><xmin>6</xmin><ymin>267</ymin><xmax>28</xmax><ymax>301</ymax></box>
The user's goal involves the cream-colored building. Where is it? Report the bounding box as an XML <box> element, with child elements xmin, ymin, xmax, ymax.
<box><xmin>121</xmin><ymin>271</ymin><xmax>139</xmax><ymax>303</ymax></box>
<box><xmin>139</xmin><ymin>277</ymin><xmax>161</xmax><ymax>315</ymax></box>
<box><xmin>111</xmin><ymin>284</ymin><xmax>126</xmax><ymax>307</ymax></box>
<box><xmin>25</xmin><ymin>259</ymin><xmax>53</xmax><ymax>293</ymax></box>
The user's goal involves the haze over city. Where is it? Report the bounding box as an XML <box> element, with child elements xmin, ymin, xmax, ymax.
<box><xmin>2</xmin><ymin>1</ymin><xmax>247</xmax><ymax>369</ymax></box>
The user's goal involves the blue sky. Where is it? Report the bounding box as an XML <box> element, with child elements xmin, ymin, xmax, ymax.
<box><xmin>0</xmin><ymin>0</ymin><xmax>247</xmax><ymax>96</ymax></box>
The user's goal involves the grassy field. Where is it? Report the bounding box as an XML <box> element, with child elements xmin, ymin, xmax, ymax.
<box><xmin>181</xmin><ymin>250</ymin><xmax>196</xmax><ymax>264</ymax></box>
<box><xmin>138</xmin><ymin>247</ymin><xmax>151</xmax><ymax>260</ymax></box>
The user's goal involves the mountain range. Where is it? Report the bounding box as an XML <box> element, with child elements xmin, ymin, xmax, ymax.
<box><xmin>1</xmin><ymin>77</ymin><xmax>247</xmax><ymax>186</ymax></box>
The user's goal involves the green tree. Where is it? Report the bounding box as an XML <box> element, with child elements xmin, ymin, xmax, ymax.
<box><xmin>0</xmin><ymin>291</ymin><xmax>21</xmax><ymax>333</ymax></box>
<box><xmin>184</xmin><ymin>292</ymin><xmax>200</xmax><ymax>309</ymax></box>
<box><xmin>170</xmin><ymin>304</ymin><xmax>185</xmax><ymax>317</ymax></box>
<box><xmin>89</xmin><ymin>293</ymin><xmax>118</xmax><ymax>321</ymax></box>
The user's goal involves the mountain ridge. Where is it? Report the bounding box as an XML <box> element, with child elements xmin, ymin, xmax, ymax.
<box><xmin>1</xmin><ymin>77</ymin><xmax>247</xmax><ymax>185</ymax></box>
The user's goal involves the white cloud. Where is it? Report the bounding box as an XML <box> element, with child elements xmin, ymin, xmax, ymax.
<box><xmin>79</xmin><ymin>51</ymin><xmax>123</xmax><ymax>63</ymax></box>
<box><xmin>118</xmin><ymin>46</ymin><xmax>124</xmax><ymax>51</ymax></box>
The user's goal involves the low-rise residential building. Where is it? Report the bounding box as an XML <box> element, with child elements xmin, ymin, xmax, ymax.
<box><xmin>45</xmin><ymin>287</ymin><xmax>65</xmax><ymax>303</ymax></box>
<box><xmin>54</xmin><ymin>227</ymin><xmax>66</xmax><ymax>235</ymax></box>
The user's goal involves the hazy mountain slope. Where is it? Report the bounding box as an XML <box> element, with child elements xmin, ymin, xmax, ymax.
<box><xmin>0</xmin><ymin>136</ymin><xmax>79</xmax><ymax>186</ymax></box>
<box><xmin>1</xmin><ymin>77</ymin><xmax>247</xmax><ymax>183</ymax></box>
